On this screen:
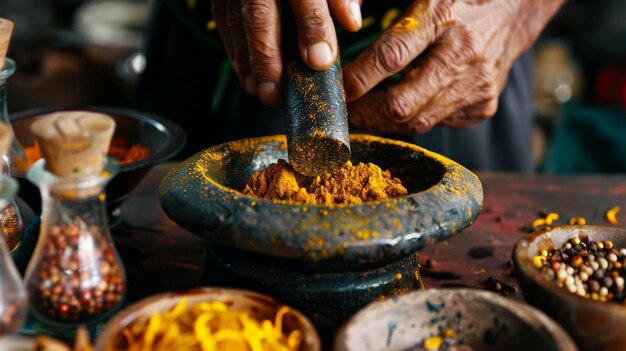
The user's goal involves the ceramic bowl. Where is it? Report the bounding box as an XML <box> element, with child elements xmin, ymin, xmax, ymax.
<box><xmin>95</xmin><ymin>287</ymin><xmax>320</xmax><ymax>351</ymax></box>
<box><xmin>160</xmin><ymin>134</ymin><xmax>483</xmax><ymax>268</ymax></box>
<box><xmin>513</xmin><ymin>225</ymin><xmax>626</xmax><ymax>351</ymax></box>
<box><xmin>10</xmin><ymin>106</ymin><xmax>186</xmax><ymax>222</ymax></box>
<box><xmin>334</xmin><ymin>288</ymin><xmax>576</xmax><ymax>351</ymax></box>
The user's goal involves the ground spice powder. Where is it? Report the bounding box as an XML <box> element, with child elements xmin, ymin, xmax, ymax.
<box><xmin>242</xmin><ymin>159</ymin><xmax>408</xmax><ymax>205</ymax></box>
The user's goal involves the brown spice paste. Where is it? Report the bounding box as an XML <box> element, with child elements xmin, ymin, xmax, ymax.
<box><xmin>242</xmin><ymin>159</ymin><xmax>408</xmax><ymax>205</ymax></box>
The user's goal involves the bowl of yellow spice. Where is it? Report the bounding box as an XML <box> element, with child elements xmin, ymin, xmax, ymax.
<box><xmin>95</xmin><ymin>287</ymin><xmax>320</xmax><ymax>351</ymax></box>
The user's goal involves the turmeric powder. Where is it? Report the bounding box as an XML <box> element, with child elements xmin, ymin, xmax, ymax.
<box><xmin>242</xmin><ymin>159</ymin><xmax>408</xmax><ymax>205</ymax></box>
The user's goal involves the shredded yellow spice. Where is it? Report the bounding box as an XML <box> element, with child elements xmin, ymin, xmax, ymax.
<box><xmin>569</xmin><ymin>217</ymin><xmax>586</xmax><ymax>226</ymax></box>
<box><xmin>606</xmin><ymin>206</ymin><xmax>620</xmax><ymax>225</ymax></box>
<box><xmin>109</xmin><ymin>299</ymin><xmax>303</xmax><ymax>351</ymax></box>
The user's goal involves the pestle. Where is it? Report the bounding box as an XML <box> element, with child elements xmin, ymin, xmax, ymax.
<box><xmin>0</xmin><ymin>19</ymin><xmax>12</xmax><ymax>69</ymax></box>
<box><xmin>31</xmin><ymin>111</ymin><xmax>115</xmax><ymax>179</ymax></box>
<box><xmin>282</xmin><ymin>7</ymin><xmax>350</xmax><ymax>177</ymax></box>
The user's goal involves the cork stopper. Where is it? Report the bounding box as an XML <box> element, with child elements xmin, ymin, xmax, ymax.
<box><xmin>0</xmin><ymin>19</ymin><xmax>13</xmax><ymax>69</ymax></box>
<box><xmin>0</xmin><ymin>121</ymin><xmax>13</xmax><ymax>157</ymax></box>
<box><xmin>31</xmin><ymin>111</ymin><xmax>115</xmax><ymax>178</ymax></box>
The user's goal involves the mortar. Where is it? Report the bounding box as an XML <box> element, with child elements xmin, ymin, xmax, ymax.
<box><xmin>159</xmin><ymin>134</ymin><xmax>483</xmax><ymax>341</ymax></box>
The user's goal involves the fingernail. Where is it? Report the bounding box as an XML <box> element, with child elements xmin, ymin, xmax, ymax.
<box><xmin>350</xmin><ymin>1</ymin><xmax>362</xmax><ymax>29</ymax></box>
<box><xmin>259</xmin><ymin>82</ymin><xmax>281</xmax><ymax>106</ymax></box>
<box><xmin>306</xmin><ymin>41</ymin><xmax>333</xmax><ymax>69</ymax></box>
<box><xmin>415</xmin><ymin>117</ymin><xmax>431</xmax><ymax>133</ymax></box>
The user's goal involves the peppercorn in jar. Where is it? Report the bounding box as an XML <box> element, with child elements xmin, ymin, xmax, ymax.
<box><xmin>24</xmin><ymin>111</ymin><xmax>126</xmax><ymax>325</ymax></box>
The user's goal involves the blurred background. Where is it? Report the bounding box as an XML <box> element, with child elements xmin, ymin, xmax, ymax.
<box><xmin>2</xmin><ymin>0</ymin><xmax>626</xmax><ymax>173</ymax></box>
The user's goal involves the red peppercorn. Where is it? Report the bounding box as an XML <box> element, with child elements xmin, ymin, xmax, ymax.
<box><xmin>57</xmin><ymin>303</ymin><xmax>69</xmax><ymax>316</ymax></box>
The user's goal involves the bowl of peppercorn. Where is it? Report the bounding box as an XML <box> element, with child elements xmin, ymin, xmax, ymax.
<box><xmin>334</xmin><ymin>288</ymin><xmax>576</xmax><ymax>351</ymax></box>
<box><xmin>513</xmin><ymin>225</ymin><xmax>626</xmax><ymax>351</ymax></box>
<box><xmin>9</xmin><ymin>106</ymin><xmax>186</xmax><ymax>224</ymax></box>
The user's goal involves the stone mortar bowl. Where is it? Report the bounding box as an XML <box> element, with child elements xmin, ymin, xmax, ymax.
<box><xmin>159</xmin><ymin>134</ymin><xmax>483</xmax><ymax>269</ymax></box>
<box><xmin>513</xmin><ymin>225</ymin><xmax>626</xmax><ymax>351</ymax></box>
<box><xmin>334</xmin><ymin>288</ymin><xmax>577</xmax><ymax>351</ymax></box>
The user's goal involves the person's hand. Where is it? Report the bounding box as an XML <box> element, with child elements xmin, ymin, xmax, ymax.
<box><xmin>213</xmin><ymin>0</ymin><xmax>363</xmax><ymax>106</ymax></box>
<box><xmin>344</xmin><ymin>0</ymin><xmax>564</xmax><ymax>134</ymax></box>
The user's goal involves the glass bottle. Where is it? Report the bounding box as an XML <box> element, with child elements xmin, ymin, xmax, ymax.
<box><xmin>0</xmin><ymin>174</ymin><xmax>27</xmax><ymax>335</ymax></box>
<box><xmin>24</xmin><ymin>158</ymin><xmax>125</xmax><ymax>325</ymax></box>
<box><xmin>0</xmin><ymin>58</ymin><xmax>25</xmax><ymax>251</ymax></box>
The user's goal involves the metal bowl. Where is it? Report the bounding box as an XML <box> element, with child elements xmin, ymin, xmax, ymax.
<box><xmin>10</xmin><ymin>106</ymin><xmax>186</xmax><ymax>221</ymax></box>
<box><xmin>513</xmin><ymin>225</ymin><xmax>626</xmax><ymax>351</ymax></box>
<box><xmin>95</xmin><ymin>287</ymin><xmax>321</xmax><ymax>351</ymax></box>
<box><xmin>159</xmin><ymin>134</ymin><xmax>483</xmax><ymax>267</ymax></box>
<box><xmin>334</xmin><ymin>288</ymin><xmax>576</xmax><ymax>351</ymax></box>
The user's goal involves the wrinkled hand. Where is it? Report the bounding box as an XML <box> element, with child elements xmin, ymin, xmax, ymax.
<box><xmin>344</xmin><ymin>0</ymin><xmax>564</xmax><ymax>134</ymax></box>
<box><xmin>213</xmin><ymin>0</ymin><xmax>363</xmax><ymax>106</ymax></box>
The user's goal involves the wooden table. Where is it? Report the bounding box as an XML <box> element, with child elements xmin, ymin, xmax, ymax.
<box><xmin>113</xmin><ymin>163</ymin><xmax>626</xmax><ymax>302</ymax></box>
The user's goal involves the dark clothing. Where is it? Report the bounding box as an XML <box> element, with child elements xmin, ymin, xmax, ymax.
<box><xmin>137</xmin><ymin>0</ymin><xmax>533</xmax><ymax>172</ymax></box>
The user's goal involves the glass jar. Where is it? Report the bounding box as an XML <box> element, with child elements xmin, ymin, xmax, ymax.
<box><xmin>0</xmin><ymin>58</ymin><xmax>26</xmax><ymax>251</ymax></box>
<box><xmin>24</xmin><ymin>158</ymin><xmax>125</xmax><ymax>325</ymax></box>
<box><xmin>0</xmin><ymin>174</ymin><xmax>27</xmax><ymax>335</ymax></box>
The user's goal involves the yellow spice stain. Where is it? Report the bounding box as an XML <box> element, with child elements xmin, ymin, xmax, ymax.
<box><xmin>395</xmin><ymin>273</ymin><xmax>402</xmax><ymax>280</ymax></box>
<box><xmin>356</xmin><ymin>230</ymin><xmax>370</xmax><ymax>241</ymax></box>
<box><xmin>392</xmin><ymin>17</ymin><xmax>420</xmax><ymax>34</ymax></box>
<box><xmin>448</xmin><ymin>186</ymin><xmax>461</xmax><ymax>196</ymax></box>
<box><xmin>392</xmin><ymin>218</ymin><xmax>403</xmax><ymax>230</ymax></box>
<box><xmin>194</xmin><ymin>163</ymin><xmax>211</xmax><ymax>182</ymax></box>
<box><xmin>311</xmin><ymin>130</ymin><xmax>326</xmax><ymax>139</ymax></box>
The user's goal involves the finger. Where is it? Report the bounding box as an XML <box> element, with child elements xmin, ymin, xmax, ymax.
<box><xmin>227</xmin><ymin>0</ymin><xmax>256</xmax><ymax>94</ymax></box>
<box><xmin>348</xmin><ymin>90</ymin><xmax>419</xmax><ymax>135</ymax></box>
<box><xmin>348</xmin><ymin>37</ymin><xmax>470</xmax><ymax>129</ymax></box>
<box><xmin>342</xmin><ymin>2</ymin><xmax>439</xmax><ymax>101</ymax></box>
<box><xmin>241</xmin><ymin>0</ymin><xmax>282</xmax><ymax>105</ymax></box>
<box><xmin>212</xmin><ymin>0</ymin><xmax>235</xmax><ymax>62</ymax></box>
<box><xmin>328</xmin><ymin>0</ymin><xmax>362</xmax><ymax>32</ymax></box>
<box><xmin>288</xmin><ymin>0</ymin><xmax>337</xmax><ymax>70</ymax></box>
<box><xmin>404</xmin><ymin>65</ymin><xmax>497</xmax><ymax>133</ymax></box>
<box><xmin>439</xmin><ymin>98</ymin><xmax>499</xmax><ymax>128</ymax></box>
<box><xmin>349</xmin><ymin>61</ymin><xmax>496</xmax><ymax>135</ymax></box>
